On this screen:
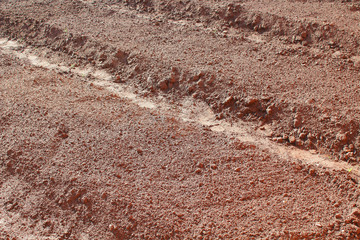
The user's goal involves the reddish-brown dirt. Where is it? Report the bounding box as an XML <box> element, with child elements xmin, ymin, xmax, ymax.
<box><xmin>1</xmin><ymin>0</ymin><xmax>360</xmax><ymax>239</ymax></box>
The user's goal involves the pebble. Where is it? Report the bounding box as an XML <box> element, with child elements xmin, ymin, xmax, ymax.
<box><xmin>170</xmin><ymin>67</ymin><xmax>179</xmax><ymax>84</ymax></box>
<box><xmin>245</xmin><ymin>98</ymin><xmax>259</xmax><ymax>106</ymax></box>
<box><xmin>289</xmin><ymin>136</ymin><xmax>296</xmax><ymax>144</ymax></box>
<box><xmin>197</xmin><ymin>79</ymin><xmax>205</xmax><ymax>88</ymax></box>
<box><xmin>82</xmin><ymin>195</ymin><xmax>90</xmax><ymax>203</ymax></box>
<box><xmin>235</xmin><ymin>167</ymin><xmax>241</xmax><ymax>172</ymax></box>
<box><xmin>114</xmin><ymin>75</ymin><xmax>122</xmax><ymax>83</ymax></box>
<box><xmin>315</xmin><ymin>222</ymin><xmax>322</xmax><ymax>228</ymax></box>
<box><xmin>300</xmin><ymin>31</ymin><xmax>308</xmax><ymax>39</ymax></box>
<box><xmin>350</xmin><ymin>208</ymin><xmax>360</xmax><ymax>218</ymax></box>
<box><xmin>223</xmin><ymin>96</ymin><xmax>235</xmax><ymax>108</ymax></box>
<box><xmin>309</xmin><ymin>169</ymin><xmax>316</xmax><ymax>176</ymax></box>
<box><xmin>299</xmin><ymin>133</ymin><xmax>307</xmax><ymax>140</ymax></box>
<box><xmin>101</xmin><ymin>192</ymin><xmax>107</xmax><ymax>199</ymax></box>
<box><xmin>136</xmin><ymin>148</ymin><xmax>143</xmax><ymax>155</ymax></box>
<box><xmin>266</xmin><ymin>104</ymin><xmax>275</xmax><ymax>115</ymax></box>
<box><xmin>336</xmin><ymin>133</ymin><xmax>348</xmax><ymax>143</ymax></box>
<box><xmin>282</xmin><ymin>135</ymin><xmax>289</xmax><ymax>141</ymax></box>
<box><xmin>197</xmin><ymin>162</ymin><xmax>204</xmax><ymax>168</ymax></box>
<box><xmin>273</xmin><ymin>137</ymin><xmax>283</xmax><ymax>143</ymax></box>
<box><xmin>115</xmin><ymin>49</ymin><xmax>128</xmax><ymax>63</ymax></box>
<box><xmin>294</xmin><ymin>118</ymin><xmax>301</xmax><ymax>128</ymax></box>
<box><xmin>307</xmin><ymin>98</ymin><xmax>315</xmax><ymax>104</ymax></box>
<box><xmin>343</xmin><ymin>146</ymin><xmax>351</xmax><ymax>153</ymax></box>
<box><xmin>351</xmin><ymin>56</ymin><xmax>360</xmax><ymax>68</ymax></box>
<box><xmin>109</xmin><ymin>224</ymin><xmax>117</xmax><ymax>231</ymax></box>
<box><xmin>158</xmin><ymin>80</ymin><xmax>168</xmax><ymax>91</ymax></box>
<box><xmin>334</xmin><ymin>51</ymin><xmax>347</xmax><ymax>59</ymax></box>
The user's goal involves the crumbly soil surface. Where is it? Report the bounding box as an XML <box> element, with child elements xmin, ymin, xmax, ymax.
<box><xmin>1</xmin><ymin>0</ymin><xmax>360</xmax><ymax>239</ymax></box>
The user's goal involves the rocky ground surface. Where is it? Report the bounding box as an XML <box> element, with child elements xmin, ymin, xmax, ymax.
<box><xmin>2</xmin><ymin>0</ymin><xmax>360</xmax><ymax>239</ymax></box>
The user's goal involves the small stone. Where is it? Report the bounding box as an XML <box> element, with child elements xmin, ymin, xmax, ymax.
<box><xmin>235</xmin><ymin>167</ymin><xmax>241</xmax><ymax>172</ymax></box>
<box><xmin>114</xmin><ymin>50</ymin><xmax>124</xmax><ymax>59</ymax></box>
<box><xmin>297</xmin><ymin>140</ymin><xmax>305</xmax><ymax>147</ymax></box>
<box><xmin>294</xmin><ymin>118</ymin><xmax>302</xmax><ymax>128</ymax></box>
<box><xmin>351</xmin><ymin>56</ymin><xmax>360</xmax><ymax>68</ymax></box>
<box><xmin>332</xmin><ymin>51</ymin><xmax>347</xmax><ymax>59</ymax></box>
<box><xmin>136</xmin><ymin>148</ymin><xmax>143</xmax><ymax>155</ymax></box>
<box><xmin>293</xmin><ymin>35</ymin><xmax>302</xmax><ymax>42</ymax></box>
<box><xmin>300</xmin><ymin>31</ymin><xmax>308</xmax><ymax>39</ymax></box>
<box><xmin>99</xmin><ymin>53</ymin><xmax>107</xmax><ymax>62</ymax></box>
<box><xmin>197</xmin><ymin>79</ymin><xmax>205</xmax><ymax>88</ymax></box>
<box><xmin>273</xmin><ymin>137</ymin><xmax>283</xmax><ymax>143</ymax></box>
<box><xmin>82</xmin><ymin>196</ymin><xmax>89</xmax><ymax>204</ymax></box>
<box><xmin>289</xmin><ymin>136</ymin><xmax>296</xmax><ymax>144</ymax></box>
<box><xmin>335</xmin><ymin>214</ymin><xmax>342</xmax><ymax>219</ymax></box>
<box><xmin>223</xmin><ymin>96</ymin><xmax>235</xmax><ymax>108</ymax></box>
<box><xmin>343</xmin><ymin>146</ymin><xmax>351</xmax><ymax>153</ymax></box>
<box><xmin>299</xmin><ymin>133</ymin><xmax>307</xmax><ymax>140</ymax></box>
<box><xmin>173</xmin><ymin>211</ymin><xmax>184</xmax><ymax>218</ymax></box>
<box><xmin>170</xmin><ymin>67</ymin><xmax>180</xmax><ymax>83</ymax></box>
<box><xmin>307</xmin><ymin>98</ymin><xmax>315</xmax><ymax>104</ymax></box>
<box><xmin>210</xmin><ymin>164</ymin><xmax>217</xmax><ymax>170</ymax></box>
<box><xmin>315</xmin><ymin>222</ymin><xmax>322</xmax><ymax>228</ymax></box>
<box><xmin>101</xmin><ymin>192</ymin><xmax>107</xmax><ymax>199</ymax></box>
<box><xmin>109</xmin><ymin>224</ymin><xmax>117</xmax><ymax>231</ymax></box>
<box><xmin>171</xmin><ymin>66</ymin><xmax>179</xmax><ymax>73</ymax></box>
<box><xmin>266</xmin><ymin>104</ymin><xmax>275</xmax><ymax>115</ymax></box>
<box><xmin>195</xmin><ymin>169</ymin><xmax>202</xmax><ymax>174</ymax></box>
<box><xmin>328</xmin><ymin>41</ymin><xmax>336</xmax><ymax>46</ymax></box>
<box><xmin>114</xmin><ymin>75</ymin><xmax>122</xmax><ymax>83</ymax></box>
<box><xmin>336</xmin><ymin>133</ymin><xmax>348</xmax><ymax>143</ymax></box>
<box><xmin>197</xmin><ymin>162</ymin><xmax>204</xmax><ymax>168</ymax></box>
<box><xmin>350</xmin><ymin>208</ymin><xmax>360</xmax><ymax>218</ymax></box>
<box><xmin>158</xmin><ymin>80</ymin><xmax>168</xmax><ymax>91</ymax></box>
<box><xmin>246</xmin><ymin>98</ymin><xmax>259</xmax><ymax>106</ymax></box>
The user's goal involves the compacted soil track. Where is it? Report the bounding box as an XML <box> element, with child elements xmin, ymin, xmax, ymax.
<box><xmin>2</xmin><ymin>0</ymin><xmax>360</xmax><ymax>239</ymax></box>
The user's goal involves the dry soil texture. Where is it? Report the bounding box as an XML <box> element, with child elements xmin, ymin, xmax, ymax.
<box><xmin>1</xmin><ymin>0</ymin><xmax>360</xmax><ymax>239</ymax></box>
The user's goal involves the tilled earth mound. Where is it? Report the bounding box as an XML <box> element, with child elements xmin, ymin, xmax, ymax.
<box><xmin>2</xmin><ymin>0</ymin><xmax>360</xmax><ymax>163</ymax></box>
